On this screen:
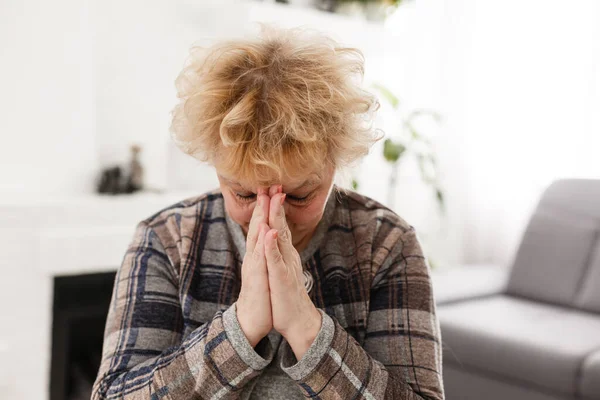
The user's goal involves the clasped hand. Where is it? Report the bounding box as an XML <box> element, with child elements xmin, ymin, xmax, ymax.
<box><xmin>236</xmin><ymin>185</ymin><xmax>322</xmax><ymax>360</ymax></box>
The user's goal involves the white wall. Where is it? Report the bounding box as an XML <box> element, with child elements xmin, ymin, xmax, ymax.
<box><xmin>0</xmin><ymin>0</ymin><xmax>97</xmax><ymax>194</ymax></box>
<box><xmin>93</xmin><ymin>0</ymin><xmax>247</xmax><ymax>192</ymax></box>
<box><xmin>0</xmin><ymin>4</ymin><xmax>97</xmax><ymax>395</ymax></box>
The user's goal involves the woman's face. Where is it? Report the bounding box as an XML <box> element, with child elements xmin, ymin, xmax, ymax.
<box><xmin>217</xmin><ymin>166</ymin><xmax>334</xmax><ymax>251</ymax></box>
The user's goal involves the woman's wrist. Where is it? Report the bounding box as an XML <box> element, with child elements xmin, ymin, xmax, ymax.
<box><xmin>236</xmin><ymin>303</ymin><xmax>265</xmax><ymax>348</ymax></box>
<box><xmin>283</xmin><ymin>308</ymin><xmax>323</xmax><ymax>360</ymax></box>
<box><xmin>238</xmin><ymin>320</ymin><xmax>262</xmax><ymax>348</ymax></box>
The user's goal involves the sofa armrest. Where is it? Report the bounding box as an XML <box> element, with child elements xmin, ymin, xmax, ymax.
<box><xmin>432</xmin><ymin>263</ymin><xmax>510</xmax><ymax>306</ymax></box>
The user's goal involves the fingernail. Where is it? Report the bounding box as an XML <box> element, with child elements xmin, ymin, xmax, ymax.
<box><xmin>280</xmin><ymin>194</ymin><xmax>286</xmax><ymax>206</ymax></box>
<box><xmin>277</xmin><ymin>185</ymin><xmax>283</xmax><ymax>194</ymax></box>
<box><xmin>272</xmin><ymin>231</ymin><xmax>278</xmax><ymax>240</ymax></box>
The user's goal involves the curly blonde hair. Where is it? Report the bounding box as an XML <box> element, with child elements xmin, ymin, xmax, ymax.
<box><xmin>169</xmin><ymin>24</ymin><xmax>381</xmax><ymax>184</ymax></box>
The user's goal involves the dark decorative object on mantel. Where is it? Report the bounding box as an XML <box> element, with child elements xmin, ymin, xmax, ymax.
<box><xmin>124</xmin><ymin>144</ymin><xmax>144</xmax><ymax>193</ymax></box>
<box><xmin>96</xmin><ymin>144</ymin><xmax>145</xmax><ymax>195</ymax></box>
<box><xmin>96</xmin><ymin>166</ymin><xmax>124</xmax><ymax>194</ymax></box>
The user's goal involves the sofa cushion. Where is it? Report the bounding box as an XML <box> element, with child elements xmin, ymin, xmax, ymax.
<box><xmin>581</xmin><ymin>350</ymin><xmax>600</xmax><ymax>400</ymax></box>
<box><xmin>443</xmin><ymin>363</ymin><xmax>569</xmax><ymax>400</ymax></box>
<box><xmin>506</xmin><ymin>207</ymin><xmax>598</xmax><ymax>306</ymax></box>
<box><xmin>575</xmin><ymin>243</ymin><xmax>600</xmax><ymax>313</ymax></box>
<box><xmin>536</xmin><ymin>179</ymin><xmax>600</xmax><ymax>220</ymax></box>
<box><xmin>439</xmin><ymin>295</ymin><xmax>600</xmax><ymax>396</ymax></box>
<box><xmin>432</xmin><ymin>264</ymin><xmax>509</xmax><ymax>305</ymax></box>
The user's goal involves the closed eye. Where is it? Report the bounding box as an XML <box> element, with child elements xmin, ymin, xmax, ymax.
<box><xmin>235</xmin><ymin>192</ymin><xmax>256</xmax><ymax>202</ymax></box>
<box><xmin>286</xmin><ymin>194</ymin><xmax>310</xmax><ymax>204</ymax></box>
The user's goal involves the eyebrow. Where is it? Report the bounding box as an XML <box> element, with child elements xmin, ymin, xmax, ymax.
<box><xmin>290</xmin><ymin>178</ymin><xmax>320</xmax><ymax>191</ymax></box>
<box><xmin>220</xmin><ymin>176</ymin><xmax>242</xmax><ymax>187</ymax></box>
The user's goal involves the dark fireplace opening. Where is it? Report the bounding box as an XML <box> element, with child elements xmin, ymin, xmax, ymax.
<box><xmin>50</xmin><ymin>272</ymin><xmax>116</xmax><ymax>400</ymax></box>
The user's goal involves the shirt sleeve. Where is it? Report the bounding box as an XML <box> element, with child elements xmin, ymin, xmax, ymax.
<box><xmin>279</xmin><ymin>227</ymin><xmax>445</xmax><ymax>399</ymax></box>
<box><xmin>92</xmin><ymin>221</ymin><xmax>275</xmax><ymax>400</ymax></box>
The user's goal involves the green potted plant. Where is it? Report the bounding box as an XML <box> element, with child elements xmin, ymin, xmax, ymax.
<box><xmin>350</xmin><ymin>84</ymin><xmax>444</xmax><ymax>269</ymax></box>
<box><xmin>379</xmin><ymin>84</ymin><xmax>445</xmax><ymax>270</ymax></box>
<box><xmin>372</xmin><ymin>83</ymin><xmax>445</xmax><ymax>216</ymax></box>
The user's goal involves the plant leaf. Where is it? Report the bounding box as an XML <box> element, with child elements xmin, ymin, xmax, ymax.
<box><xmin>435</xmin><ymin>187</ymin><xmax>445</xmax><ymax>214</ymax></box>
<box><xmin>383</xmin><ymin>138</ymin><xmax>406</xmax><ymax>163</ymax></box>
<box><xmin>372</xmin><ymin>83</ymin><xmax>400</xmax><ymax>109</ymax></box>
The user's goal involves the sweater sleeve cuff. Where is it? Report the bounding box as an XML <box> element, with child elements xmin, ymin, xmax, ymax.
<box><xmin>280</xmin><ymin>309</ymin><xmax>335</xmax><ymax>381</ymax></box>
<box><xmin>222</xmin><ymin>302</ymin><xmax>274</xmax><ymax>370</ymax></box>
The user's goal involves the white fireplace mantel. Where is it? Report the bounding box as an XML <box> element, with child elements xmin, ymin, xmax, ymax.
<box><xmin>0</xmin><ymin>190</ymin><xmax>200</xmax><ymax>399</ymax></box>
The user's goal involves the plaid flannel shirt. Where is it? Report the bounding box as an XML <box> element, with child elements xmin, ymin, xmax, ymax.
<box><xmin>92</xmin><ymin>186</ymin><xmax>444</xmax><ymax>399</ymax></box>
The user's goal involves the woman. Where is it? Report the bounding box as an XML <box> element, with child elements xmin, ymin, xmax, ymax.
<box><xmin>92</xmin><ymin>25</ymin><xmax>444</xmax><ymax>400</ymax></box>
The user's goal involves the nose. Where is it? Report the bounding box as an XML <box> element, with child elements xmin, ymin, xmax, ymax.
<box><xmin>256</xmin><ymin>186</ymin><xmax>269</xmax><ymax>196</ymax></box>
<box><xmin>268</xmin><ymin>184</ymin><xmax>283</xmax><ymax>197</ymax></box>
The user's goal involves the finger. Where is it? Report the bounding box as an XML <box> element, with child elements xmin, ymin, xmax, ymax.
<box><xmin>264</xmin><ymin>229</ymin><xmax>289</xmax><ymax>280</ymax></box>
<box><xmin>269</xmin><ymin>192</ymin><xmax>295</xmax><ymax>264</ymax></box>
<box><xmin>246</xmin><ymin>193</ymin><xmax>270</xmax><ymax>254</ymax></box>
<box><xmin>250</xmin><ymin>223</ymin><xmax>268</xmax><ymax>270</ymax></box>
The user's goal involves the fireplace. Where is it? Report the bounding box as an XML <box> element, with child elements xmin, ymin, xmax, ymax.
<box><xmin>49</xmin><ymin>272</ymin><xmax>116</xmax><ymax>400</ymax></box>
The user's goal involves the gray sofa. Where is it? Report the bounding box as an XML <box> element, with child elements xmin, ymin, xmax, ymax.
<box><xmin>437</xmin><ymin>178</ymin><xmax>600</xmax><ymax>400</ymax></box>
